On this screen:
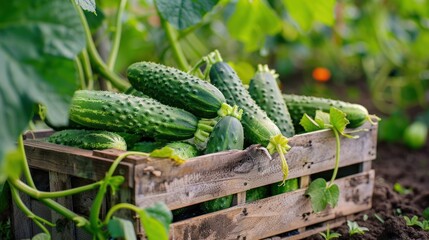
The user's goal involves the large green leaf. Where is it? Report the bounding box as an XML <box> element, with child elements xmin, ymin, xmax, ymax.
<box><xmin>0</xmin><ymin>0</ymin><xmax>85</xmax><ymax>179</ymax></box>
<box><xmin>283</xmin><ymin>0</ymin><xmax>336</xmax><ymax>32</ymax></box>
<box><xmin>155</xmin><ymin>0</ymin><xmax>219</xmax><ymax>30</ymax></box>
<box><xmin>75</xmin><ymin>0</ymin><xmax>96</xmax><ymax>13</ymax></box>
<box><xmin>107</xmin><ymin>218</ymin><xmax>137</xmax><ymax>240</ymax></box>
<box><xmin>140</xmin><ymin>202</ymin><xmax>172</xmax><ymax>240</ymax></box>
<box><xmin>227</xmin><ymin>0</ymin><xmax>282</xmax><ymax>51</ymax></box>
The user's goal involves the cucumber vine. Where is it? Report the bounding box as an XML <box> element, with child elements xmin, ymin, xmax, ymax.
<box><xmin>300</xmin><ymin>107</ymin><xmax>368</xmax><ymax>212</ymax></box>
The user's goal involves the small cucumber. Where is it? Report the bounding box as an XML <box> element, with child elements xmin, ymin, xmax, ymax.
<box><xmin>209</xmin><ymin>62</ymin><xmax>282</xmax><ymax>146</ymax></box>
<box><xmin>248</xmin><ymin>65</ymin><xmax>295</xmax><ymax>137</ymax></box>
<box><xmin>47</xmin><ymin>129</ymin><xmax>127</xmax><ymax>150</ymax></box>
<box><xmin>283</xmin><ymin>94</ymin><xmax>371</xmax><ymax>132</ymax></box>
<box><xmin>127</xmin><ymin>61</ymin><xmax>227</xmax><ymax>118</ymax></box>
<box><xmin>210</xmin><ymin>60</ymin><xmax>291</xmax><ymax>184</ymax></box>
<box><xmin>200</xmin><ymin>108</ymin><xmax>244</xmax><ymax>213</ymax></box>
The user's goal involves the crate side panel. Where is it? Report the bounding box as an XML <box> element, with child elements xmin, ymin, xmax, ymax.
<box><xmin>169</xmin><ymin>170</ymin><xmax>374</xmax><ymax>240</ymax></box>
<box><xmin>135</xmin><ymin>124</ymin><xmax>377</xmax><ymax>209</ymax></box>
<box><xmin>24</xmin><ymin>140</ymin><xmax>134</xmax><ymax>187</ymax></box>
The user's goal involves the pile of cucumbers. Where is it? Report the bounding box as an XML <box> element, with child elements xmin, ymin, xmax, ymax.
<box><xmin>46</xmin><ymin>53</ymin><xmax>374</xmax><ymax>215</ymax></box>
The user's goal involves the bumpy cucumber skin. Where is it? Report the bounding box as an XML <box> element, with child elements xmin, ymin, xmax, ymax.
<box><xmin>69</xmin><ymin>90</ymin><xmax>198</xmax><ymax>141</ymax></box>
<box><xmin>47</xmin><ymin>129</ymin><xmax>127</xmax><ymax>150</ymax></box>
<box><xmin>209</xmin><ymin>62</ymin><xmax>281</xmax><ymax>146</ymax></box>
<box><xmin>204</xmin><ymin>116</ymin><xmax>244</xmax><ymax>154</ymax></box>
<box><xmin>270</xmin><ymin>178</ymin><xmax>298</xmax><ymax>196</ymax></box>
<box><xmin>201</xmin><ymin>116</ymin><xmax>244</xmax><ymax>213</ymax></box>
<box><xmin>283</xmin><ymin>94</ymin><xmax>369</xmax><ymax>132</ymax></box>
<box><xmin>248</xmin><ymin>70</ymin><xmax>295</xmax><ymax>137</ymax></box>
<box><xmin>246</xmin><ymin>186</ymin><xmax>269</xmax><ymax>203</ymax></box>
<box><xmin>164</xmin><ymin>142</ymin><xmax>199</xmax><ymax>159</ymax></box>
<box><xmin>130</xmin><ymin>141</ymin><xmax>165</xmax><ymax>153</ymax></box>
<box><xmin>127</xmin><ymin>62</ymin><xmax>226</xmax><ymax>118</ymax></box>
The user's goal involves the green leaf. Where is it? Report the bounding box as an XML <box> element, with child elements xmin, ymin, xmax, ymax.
<box><xmin>75</xmin><ymin>0</ymin><xmax>96</xmax><ymax>13</ymax></box>
<box><xmin>84</xmin><ymin>7</ymin><xmax>105</xmax><ymax>32</ymax></box>
<box><xmin>0</xmin><ymin>0</ymin><xmax>85</xmax><ymax>177</ymax></box>
<box><xmin>423</xmin><ymin>207</ymin><xmax>429</xmax><ymax>220</ymax></box>
<box><xmin>155</xmin><ymin>0</ymin><xmax>219</xmax><ymax>30</ymax></box>
<box><xmin>140</xmin><ymin>203</ymin><xmax>172</xmax><ymax>240</ymax></box>
<box><xmin>315</xmin><ymin>110</ymin><xmax>331</xmax><ymax>128</ymax></box>
<box><xmin>227</xmin><ymin>0</ymin><xmax>282</xmax><ymax>51</ymax></box>
<box><xmin>300</xmin><ymin>114</ymin><xmax>323</xmax><ymax>132</ymax></box>
<box><xmin>305</xmin><ymin>178</ymin><xmax>328</xmax><ymax>212</ymax></box>
<box><xmin>283</xmin><ymin>0</ymin><xmax>336</xmax><ymax>32</ymax></box>
<box><xmin>330</xmin><ymin>107</ymin><xmax>350</xmax><ymax>134</ymax></box>
<box><xmin>326</xmin><ymin>184</ymin><xmax>339</xmax><ymax>208</ymax></box>
<box><xmin>32</xmin><ymin>233</ymin><xmax>50</xmax><ymax>240</ymax></box>
<box><xmin>107</xmin><ymin>218</ymin><xmax>137</xmax><ymax>240</ymax></box>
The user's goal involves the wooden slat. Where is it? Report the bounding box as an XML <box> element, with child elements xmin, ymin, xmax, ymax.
<box><xmin>93</xmin><ymin>149</ymin><xmax>148</xmax><ymax>164</ymax></box>
<box><xmin>23</xmin><ymin>129</ymin><xmax>54</xmax><ymax>140</ymax></box>
<box><xmin>24</xmin><ymin>140</ymin><xmax>134</xmax><ymax>187</ymax></box>
<box><xmin>12</xmin><ymin>187</ymin><xmax>33</xmax><ymax>239</ymax></box>
<box><xmin>135</xmin><ymin>123</ymin><xmax>378</xmax><ymax>209</ymax></box>
<box><xmin>49</xmin><ymin>171</ymin><xmax>76</xmax><ymax>239</ymax></box>
<box><xmin>169</xmin><ymin>170</ymin><xmax>374</xmax><ymax>240</ymax></box>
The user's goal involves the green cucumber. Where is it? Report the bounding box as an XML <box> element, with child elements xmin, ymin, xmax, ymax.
<box><xmin>270</xmin><ymin>178</ymin><xmax>298</xmax><ymax>196</ymax></box>
<box><xmin>248</xmin><ymin>65</ymin><xmax>295</xmax><ymax>137</ymax></box>
<box><xmin>246</xmin><ymin>186</ymin><xmax>269</xmax><ymax>203</ymax></box>
<box><xmin>283</xmin><ymin>94</ymin><xmax>371</xmax><ymax>132</ymax></box>
<box><xmin>210</xmin><ymin>60</ymin><xmax>291</xmax><ymax>184</ymax></box>
<box><xmin>209</xmin><ymin>62</ymin><xmax>282</xmax><ymax>146</ymax></box>
<box><xmin>127</xmin><ymin>61</ymin><xmax>227</xmax><ymax>118</ymax></box>
<box><xmin>201</xmin><ymin>108</ymin><xmax>244</xmax><ymax>213</ymax></box>
<box><xmin>115</xmin><ymin>132</ymin><xmax>142</xmax><ymax>149</ymax></box>
<box><xmin>69</xmin><ymin>90</ymin><xmax>199</xmax><ymax>141</ymax></box>
<box><xmin>130</xmin><ymin>141</ymin><xmax>166</xmax><ymax>153</ymax></box>
<box><xmin>47</xmin><ymin>129</ymin><xmax>127</xmax><ymax>150</ymax></box>
<box><xmin>204</xmin><ymin>113</ymin><xmax>244</xmax><ymax>154</ymax></box>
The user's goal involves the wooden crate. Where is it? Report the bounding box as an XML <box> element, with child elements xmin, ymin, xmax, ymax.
<box><xmin>14</xmin><ymin>123</ymin><xmax>377</xmax><ymax>240</ymax></box>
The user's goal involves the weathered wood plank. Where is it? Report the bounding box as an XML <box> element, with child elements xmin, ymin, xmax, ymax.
<box><xmin>49</xmin><ymin>171</ymin><xmax>76</xmax><ymax>239</ymax></box>
<box><xmin>135</xmin><ymin>124</ymin><xmax>377</xmax><ymax>209</ymax></box>
<box><xmin>24</xmin><ymin>140</ymin><xmax>134</xmax><ymax>187</ymax></box>
<box><xmin>93</xmin><ymin>149</ymin><xmax>148</xmax><ymax>164</ymax></box>
<box><xmin>23</xmin><ymin>129</ymin><xmax>54</xmax><ymax>140</ymax></box>
<box><xmin>169</xmin><ymin>170</ymin><xmax>374</xmax><ymax>240</ymax></box>
<box><xmin>12</xmin><ymin>186</ymin><xmax>33</xmax><ymax>239</ymax></box>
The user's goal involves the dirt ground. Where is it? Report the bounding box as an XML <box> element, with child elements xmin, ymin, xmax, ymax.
<box><xmin>305</xmin><ymin>140</ymin><xmax>429</xmax><ymax>240</ymax></box>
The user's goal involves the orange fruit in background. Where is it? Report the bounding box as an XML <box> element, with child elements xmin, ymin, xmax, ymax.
<box><xmin>312</xmin><ymin>67</ymin><xmax>331</xmax><ymax>82</ymax></box>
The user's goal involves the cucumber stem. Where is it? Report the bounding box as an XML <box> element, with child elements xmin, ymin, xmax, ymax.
<box><xmin>366</xmin><ymin>114</ymin><xmax>381</xmax><ymax>125</ymax></box>
<box><xmin>194</xmin><ymin>118</ymin><xmax>218</xmax><ymax>143</ymax></box>
<box><xmin>107</xmin><ymin>0</ymin><xmax>127</xmax><ymax>71</ymax></box>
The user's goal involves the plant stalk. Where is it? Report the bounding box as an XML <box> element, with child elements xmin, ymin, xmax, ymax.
<box><xmin>161</xmin><ymin>18</ymin><xmax>190</xmax><ymax>71</ymax></box>
<box><xmin>107</xmin><ymin>0</ymin><xmax>127</xmax><ymax>71</ymax></box>
<box><xmin>75</xmin><ymin>3</ymin><xmax>129</xmax><ymax>91</ymax></box>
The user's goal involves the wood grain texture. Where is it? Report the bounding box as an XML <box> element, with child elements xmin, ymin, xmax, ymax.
<box><xmin>169</xmin><ymin>170</ymin><xmax>374</xmax><ymax>240</ymax></box>
<box><xmin>135</xmin><ymin>123</ymin><xmax>377</xmax><ymax>209</ymax></box>
<box><xmin>24</xmin><ymin>140</ymin><xmax>134</xmax><ymax>187</ymax></box>
<box><xmin>49</xmin><ymin>172</ymin><xmax>76</xmax><ymax>239</ymax></box>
